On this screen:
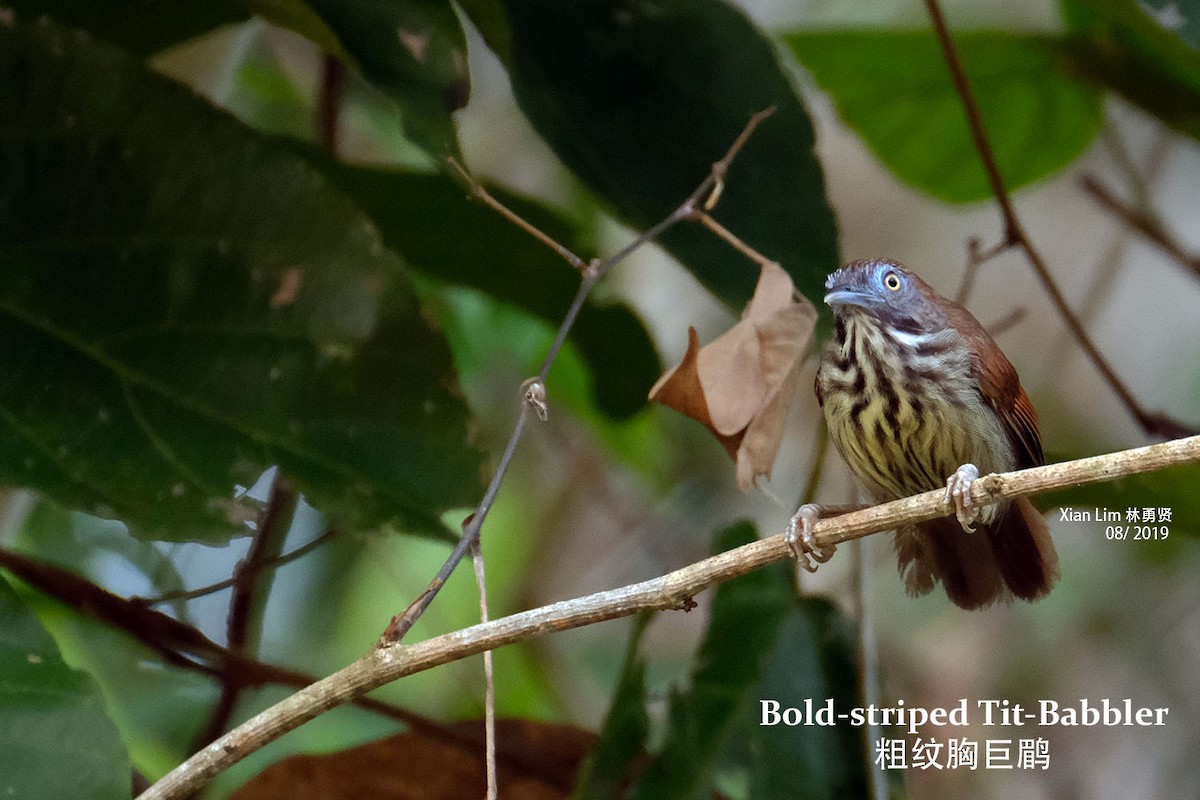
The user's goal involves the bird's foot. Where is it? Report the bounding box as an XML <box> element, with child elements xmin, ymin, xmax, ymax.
<box><xmin>945</xmin><ymin>463</ymin><xmax>981</xmax><ymax>532</ymax></box>
<box><xmin>785</xmin><ymin>503</ymin><xmax>838</xmax><ymax>572</ymax></box>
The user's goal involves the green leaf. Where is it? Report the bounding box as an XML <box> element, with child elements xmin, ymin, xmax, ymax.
<box><xmin>624</xmin><ymin>522</ymin><xmax>868</xmax><ymax>796</ymax></box>
<box><xmin>629</xmin><ymin>521</ymin><xmax>793</xmax><ymax>799</ymax></box>
<box><xmin>740</xmin><ymin>599</ymin><xmax>867</xmax><ymax>799</ymax></box>
<box><xmin>572</xmin><ymin>613</ymin><xmax>652</xmax><ymax>800</ymax></box>
<box><xmin>784</xmin><ymin>29</ymin><xmax>1104</xmax><ymax>204</ymax></box>
<box><xmin>5</xmin><ymin>1</ymin><xmax>348</xmax><ymax>59</ymax></box>
<box><xmin>317</xmin><ymin>162</ymin><xmax>660</xmax><ymax>418</ymax></box>
<box><xmin>502</xmin><ymin>0</ymin><xmax>839</xmax><ymax>308</ymax></box>
<box><xmin>17</xmin><ymin>500</ymin><xmax>190</xmax><ymax>613</ymax></box>
<box><xmin>0</xmin><ymin>576</ymin><xmax>130</xmax><ymax>800</ymax></box>
<box><xmin>303</xmin><ymin>0</ymin><xmax>470</xmax><ymax>159</ymax></box>
<box><xmin>4</xmin><ymin>0</ymin><xmax>251</xmax><ymax>56</ymax></box>
<box><xmin>1061</xmin><ymin>0</ymin><xmax>1200</xmax><ymax>141</ymax></box>
<box><xmin>19</xmin><ymin>2</ymin><xmax>465</xmax><ymax>159</ymax></box>
<box><xmin>456</xmin><ymin>0</ymin><xmax>512</xmax><ymax>62</ymax></box>
<box><xmin>5</xmin><ymin>555</ymin><xmax>219</xmax><ymax>782</ymax></box>
<box><xmin>253</xmin><ymin>0</ymin><xmax>354</xmax><ymax>59</ymax></box>
<box><xmin>627</xmin><ymin>522</ymin><xmax>867</xmax><ymax>799</ymax></box>
<box><xmin>0</xmin><ymin>18</ymin><xmax>481</xmax><ymax>542</ymax></box>
<box><xmin>1142</xmin><ymin>0</ymin><xmax>1200</xmax><ymax>49</ymax></box>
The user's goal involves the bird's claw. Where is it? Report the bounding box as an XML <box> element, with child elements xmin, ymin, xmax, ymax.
<box><xmin>945</xmin><ymin>463</ymin><xmax>981</xmax><ymax>532</ymax></box>
<box><xmin>785</xmin><ymin>503</ymin><xmax>837</xmax><ymax>572</ymax></box>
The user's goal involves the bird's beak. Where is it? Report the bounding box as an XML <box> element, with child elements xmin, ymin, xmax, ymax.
<box><xmin>823</xmin><ymin>288</ymin><xmax>875</xmax><ymax>310</ymax></box>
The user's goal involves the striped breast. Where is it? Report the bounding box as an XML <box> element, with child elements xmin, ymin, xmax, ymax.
<box><xmin>816</xmin><ymin>312</ymin><xmax>1016</xmax><ymax>509</ymax></box>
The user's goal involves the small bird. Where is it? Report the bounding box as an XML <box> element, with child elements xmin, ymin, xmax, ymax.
<box><xmin>787</xmin><ymin>259</ymin><xmax>1059</xmax><ymax>609</ymax></box>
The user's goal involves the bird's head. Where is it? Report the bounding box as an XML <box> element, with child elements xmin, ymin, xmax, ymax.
<box><xmin>824</xmin><ymin>259</ymin><xmax>948</xmax><ymax>335</ymax></box>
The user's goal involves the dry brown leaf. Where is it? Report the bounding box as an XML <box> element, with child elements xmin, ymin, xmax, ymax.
<box><xmin>649</xmin><ymin>262</ymin><xmax>816</xmax><ymax>491</ymax></box>
<box><xmin>230</xmin><ymin>719</ymin><xmax>595</xmax><ymax>800</ymax></box>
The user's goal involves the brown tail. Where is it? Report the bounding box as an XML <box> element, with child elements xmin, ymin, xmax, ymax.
<box><xmin>895</xmin><ymin>498</ymin><xmax>1058</xmax><ymax>610</ymax></box>
<box><xmin>986</xmin><ymin>497</ymin><xmax>1059</xmax><ymax>602</ymax></box>
<box><xmin>896</xmin><ymin>518</ymin><xmax>1004</xmax><ymax>609</ymax></box>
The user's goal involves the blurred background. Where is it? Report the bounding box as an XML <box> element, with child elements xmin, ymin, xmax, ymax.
<box><xmin>3</xmin><ymin>0</ymin><xmax>1198</xmax><ymax>798</ymax></box>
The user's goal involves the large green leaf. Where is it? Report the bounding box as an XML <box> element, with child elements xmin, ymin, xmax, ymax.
<box><xmin>4</xmin><ymin>0</ymin><xmax>250</xmax><ymax>56</ymax></box>
<box><xmin>785</xmin><ymin>29</ymin><xmax>1104</xmax><ymax>204</ymax></box>
<box><xmin>456</xmin><ymin>0</ymin><xmax>512</xmax><ymax>62</ymax></box>
<box><xmin>628</xmin><ymin>521</ymin><xmax>793</xmax><ymax>799</ymax></box>
<box><xmin>627</xmin><ymin>522</ymin><xmax>866</xmax><ymax>799</ymax></box>
<box><xmin>15</xmin><ymin>500</ymin><xmax>190</xmax><ymax>616</ymax></box>
<box><xmin>501</xmin><ymin>0</ymin><xmax>839</xmax><ymax>309</ymax></box>
<box><xmin>303</xmin><ymin>0</ymin><xmax>470</xmax><ymax>159</ymax></box>
<box><xmin>0</xmin><ymin>576</ymin><xmax>130</xmax><ymax>800</ymax></box>
<box><xmin>2</xmin><ymin>1</ymin><xmax>346</xmax><ymax>58</ymax></box>
<box><xmin>571</xmin><ymin>613</ymin><xmax>652</xmax><ymax>799</ymax></box>
<box><xmin>1143</xmin><ymin>0</ymin><xmax>1200</xmax><ymax>49</ymax></box>
<box><xmin>0</xmin><ymin>17</ymin><xmax>481</xmax><ymax>542</ymax></box>
<box><xmin>318</xmin><ymin>162</ymin><xmax>660</xmax><ymax>418</ymax></box>
<box><xmin>737</xmin><ymin>600</ymin><xmax>867</xmax><ymax>799</ymax></box>
<box><xmin>18</xmin><ymin>2</ymin><xmax>465</xmax><ymax>160</ymax></box>
<box><xmin>1061</xmin><ymin>0</ymin><xmax>1200</xmax><ymax>141</ymax></box>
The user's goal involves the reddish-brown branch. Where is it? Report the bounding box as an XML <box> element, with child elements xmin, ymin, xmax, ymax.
<box><xmin>192</xmin><ymin>480</ymin><xmax>297</xmax><ymax>750</ymax></box>
<box><xmin>0</xmin><ymin>546</ymin><xmax>537</xmax><ymax>768</ymax></box>
<box><xmin>923</xmin><ymin>0</ymin><xmax>1197</xmax><ymax>439</ymax></box>
<box><xmin>318</xmin><ymin>56</ymin><xmax>346</xmax><ymax>153</ymax></box>
<box><xmin>1080</xmin><ymin>173</ymin><xmax>1200</xmax><ymax>282</ymax></box>
<box><xmin>139</xmin><ymin>527</ymin><xmax>340</xmax><ymax>606</ymax></box>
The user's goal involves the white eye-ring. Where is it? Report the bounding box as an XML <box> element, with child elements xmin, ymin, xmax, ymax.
<box><xmin>883</xmin><ymin>271</ymin><xmax>902</xmax><ymax>291</ymax></box>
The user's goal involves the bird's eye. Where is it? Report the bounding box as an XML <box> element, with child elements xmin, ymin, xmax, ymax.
<box><xmin>883</xmin><ymin>271</ymin><xmax>902</xmax><ymax>291</ymax></box>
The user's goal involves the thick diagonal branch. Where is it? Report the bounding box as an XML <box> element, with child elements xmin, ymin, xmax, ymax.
<box><xmin>138</xmin><ymin>434</ymin><xmax>1200</xmax><ymax>800</ymax></box>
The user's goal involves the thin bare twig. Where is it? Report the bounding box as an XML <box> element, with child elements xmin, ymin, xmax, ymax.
<box><xmin>192</xmin><ymin>480</ymin><xmax>297</xmax><ymax>749</ymax></box>
<box><xmin>318</xmin><ymin>56</ymin><xmax>346</xmax><ymax>154</ymax></box>
<box><xmin>987</xmin><ymin>306</ymin><xmax>1028</xmax><ymax>338</ymax></box>
<box><xmin>448</xmin><ymin>158</ymin><xmax>588</xmax><ymax>272</ymax></box>
<box><xmin>0</xmin><ymin>547</ymin><xmax>455</xmax><ymax>734</ymax></box>
<box><xmin>1100</xmin><ymin>118</ymin><xmax>1173</xmax><ymax>208</ymax></box>
<box><xmin>857</xmin><ymin>536</ymin><xmax>884</xmax><ymax>800</ymax></box>
<box><xmin>1080</xmin><ymin>174</ymin><xmax>1200</xmax><ymax>281</ymax></box>
<box><xmin>955</xmin><ymin>235</ymin><xmax>1006</xmax><ymax>305</ymax></box>
<box><xmin>470</xmin><ymin>540</ymin><xmax>497</xmax><ymax>800</ymax></box>
<box><xmin>138</xmin><ymin>527</ymin><xmax>339</xmax><ymax>606</ymax></box>
<box><xmin>137</xmin><ymin>434</ymin><xmax>1200</xmax><ymax>800</ymax></box>
<box><xmin>0</xmin><ymin>539</ymin><xmax>590</xmax><ymax>787</ymax></box>
<box><xmin>923</xmin><ymin>0</ymin><xmax>1197</xmax><ymax>439</ymax></box>
<box><xmin>693</xmin><ymin>210</ymin><xmax>775</xmax><ymax>268</ymax></box>
<box><xmin>382</xmin><ymin>107</ymin><xmax>778</xmax><ymax>644</ymax></box>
